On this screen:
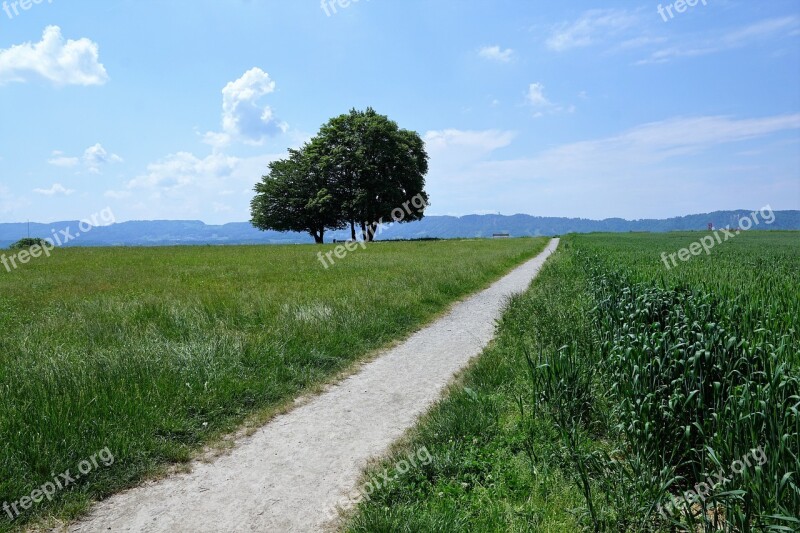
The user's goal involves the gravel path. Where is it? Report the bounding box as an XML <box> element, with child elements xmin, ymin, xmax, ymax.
<box><xmin>66</xmin><ymin>238</ymin><xmax>559</xmax><ymax>533</ymax></box>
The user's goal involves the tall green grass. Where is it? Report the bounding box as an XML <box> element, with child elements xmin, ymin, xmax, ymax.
<box><xmin>0</xmin><ymin>238</ymin><xmax>546</xmax><ymax>531</ymax></box>
<box><xmin>346</xmin><ymin>242</ymin><xmax>592</xmax><ymax>532</ymax></box>
<box><xmin>576</xmin><ymin>255</ymin><xmax>798</xmax><ymax>530</ymax></box>
<box><xmin>345</xmin><ymin>231</ymin><xmax>799</xmax><ymax>532</ymax></box>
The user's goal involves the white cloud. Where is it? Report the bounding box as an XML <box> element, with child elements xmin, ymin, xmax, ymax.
<box><xmin>204</xmin><ymin>68</ymin><xmax>288</xmax><ymax>148</ymax></box>
<box><xmin>113</xmin><ymin>150</ymin><xmax>283</xmax><ymax>222</ymax></box>
<box><xmin>526</xmin><ymin>83</ymin><xmax>552</xmax><ymax>107</ymax></box>
<box><xmin>47</xmin><ymin>151</ymin><xmax>79</xmax><ymax>168</ymax></box>
<box><xmin>127</xmin><ymin>152</ymin><xmax>240</xmax><ymax>191</ymax></box>
<box><xmin>638</xmin><ymin>16</ymin><xmax>800</xmax><ymax>65</ymax></box>
<box><xmin>424</xmin><ymin>129</ymin><xmax>515</xmax><ymax>162</ymax></box>
<box><xmin>528</xmin><ymin>114</ymin><xmax>800</xmax><ymax>171</ymax></box>
<box><xmin>525</xmin><ymin>83</ymin><xmax>573</xmax><ymax>117</ymax></box>
<box><xmin>423</xmin><ymin>114</ymin><xmax>800</xmax><ymax>219</ymax></box>
<box><xmin>423</xmin><ymin>129</ymin><xmax>515</xmax><ymax>185</ymax></box>
<box><xmin>48</xmin><ymin>144</ymin><xmax>122</xmax><ymax>173</ymax></box>
<box><xmin>544</xmin><ymin>10</ymin><xmax>799</xmax><ymax>65</ymax></box>
<box><xmin>546</xmin><ymin>9</ymin><xmax>639</xmax><ymax>52</ymax></box>
<box><xmin>104</xmin><ymin>190</ymin><xmax>131</xmax><ymax>199</ymax></box>
<box><xmin>0</xmin><ymin>26</ymin><xmax>108</xmax><ymax>86</ymax></box>
<box><xmin>33</xmin><ymin>183</ymin><xmax>75</xmax><ymax>196</ymax></box>
<box><xmin>722</xmin><ymin>16</ymin><xmax>800</xmax><ymax>44</ymax></box>
<box><xmin>83</xmin><ymin>143</ymin><xmax>123</xmax><ymax>173</ymax></box>
<box><xmin>478</xmin><ymin>45</ymin><xmax>514</xmax><ymax>63</ymax></box>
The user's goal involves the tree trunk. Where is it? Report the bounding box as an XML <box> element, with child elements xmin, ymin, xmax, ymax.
<box><xmin>350</xmin><ymin>220</ymin><xmax>357</xmax><ymax>241</ymax></box>
<box><xmin>360</xmin><ymin>221</ymin><xmax>368</xmax><ymax>242</ymax></box>
<box><xmin>311</xmin><ymin>230</ymin><xmax>324</xmax><ymax>244</ymax></box>
<box><xmin>368</xmin><ymin>222</ymin><xmax>379</xmax><ymax>242</ymax></box>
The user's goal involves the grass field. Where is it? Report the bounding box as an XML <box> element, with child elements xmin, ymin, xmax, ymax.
<box><xmin>0</xmin><ymin>238</ymin><xmax>547</xmax><ymax>531</ymax></box>
<box><xmin>345</xmin><ymin>231</ymin><xmax>800</xmax><ymax>532</ymax></box>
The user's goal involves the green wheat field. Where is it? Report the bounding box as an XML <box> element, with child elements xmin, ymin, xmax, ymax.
<box><xmin>345</xmin><ymin>232</ymin><xmax>799</xmax><ymax>532</ymax></box>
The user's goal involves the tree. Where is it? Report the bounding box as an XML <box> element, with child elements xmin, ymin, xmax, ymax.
<box><xmin>250</xmin><ymin>144</ymin><xmax>345</xmax><ymax>244</ymax></box>
<box><xmin>251</xmin><ymin>108</ymin><xmax>429</xmax><ymax>243</ymax></box>
<box><xmin>315</xmin><ymin>108</ymin><xmax>429</xmax><ymax>241</ymax></box>
<box><xmin>10</xmin><ymin>238</ymin><xmax>47</xmax><ymax>250</ymax></box>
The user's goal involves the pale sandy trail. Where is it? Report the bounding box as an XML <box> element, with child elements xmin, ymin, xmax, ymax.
<box><xmin>65</xmin><ymin>238</ymin><xmax>559</xmax><ymax>533</ymax></box>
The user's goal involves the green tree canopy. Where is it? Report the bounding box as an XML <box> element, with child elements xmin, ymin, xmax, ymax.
<box><xmin>10</xmin><ymin>238</ymin><xmax>48</xmax><ymax>250</ymax></box>
<box><xmin>250</xmin><ymin>145</ymin><xmax>344</xmax><ymax>244</ymax></box>
<box><xmin>251</xmin><ymin>108</ymin><xmax>429</xmax><ymax>243</ymax></box>
<box><xmin>316</xmin><ymin>108</ymin><xmax>429</xmax><ymax>241</ymax></box>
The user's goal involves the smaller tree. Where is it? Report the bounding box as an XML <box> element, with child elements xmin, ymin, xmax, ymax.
<box><xmin>10</xmin><ymin>238</ymin><xmax>47</xmax><ymax>250</ymax></box>
<box><xmin>251</xmin><ymin>144</ymin><xmax>345</xmax><ymax>243</ymax></box>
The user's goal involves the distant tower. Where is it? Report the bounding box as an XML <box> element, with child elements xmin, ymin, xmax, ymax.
<box><xmin>708</xmin><ymin>222</ymin><xmax>714</xmax><ymax>231</ymax></box>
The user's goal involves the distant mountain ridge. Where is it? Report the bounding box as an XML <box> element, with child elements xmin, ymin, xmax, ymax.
<box><xmin>1</xmin><ymin>210</ymin><xmax>798</xmax><ymax>248</ymax></box>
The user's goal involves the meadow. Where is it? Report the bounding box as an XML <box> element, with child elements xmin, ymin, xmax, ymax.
<box><xmin>345</xmin><ymin>232</ymin><xmax>800</xmax><ymax>532</ymax></box>
<box><xmin>0</xmin><ymin>238</ymin><xmax>547</xmax><ymax>531</ymax></box>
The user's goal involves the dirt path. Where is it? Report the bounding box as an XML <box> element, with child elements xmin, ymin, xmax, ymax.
<box><xmin>65</xmin><ymin>238</ymin><xmax>559</xmax><ymax>533</ymax></box>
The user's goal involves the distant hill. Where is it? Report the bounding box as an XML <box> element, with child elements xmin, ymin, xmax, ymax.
<box><xmin>1</xmin><ymin>210</ymin><xmax>798</xmax><ymax>248</ymax></box>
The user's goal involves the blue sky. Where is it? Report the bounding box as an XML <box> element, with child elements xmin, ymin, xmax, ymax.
<box><xmin>0</xmin><ymin>0</ymin><xmax>798</xmax><ymax>224</ymax></box>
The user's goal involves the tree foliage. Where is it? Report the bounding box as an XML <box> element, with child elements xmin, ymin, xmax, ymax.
<box><xmin>251</xmin><ymin>108</ymin><xmax>429</xmax><ymax>243</ymax></box>
<box><xmin>10</xmin><ymin>238</ymin><xmax>48</xmax><ymax>250</ymax></box>
<box><xmin>251</xmin><ymin>145</ymin><xmax>344</xmax><ymax>243</ymax></box>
